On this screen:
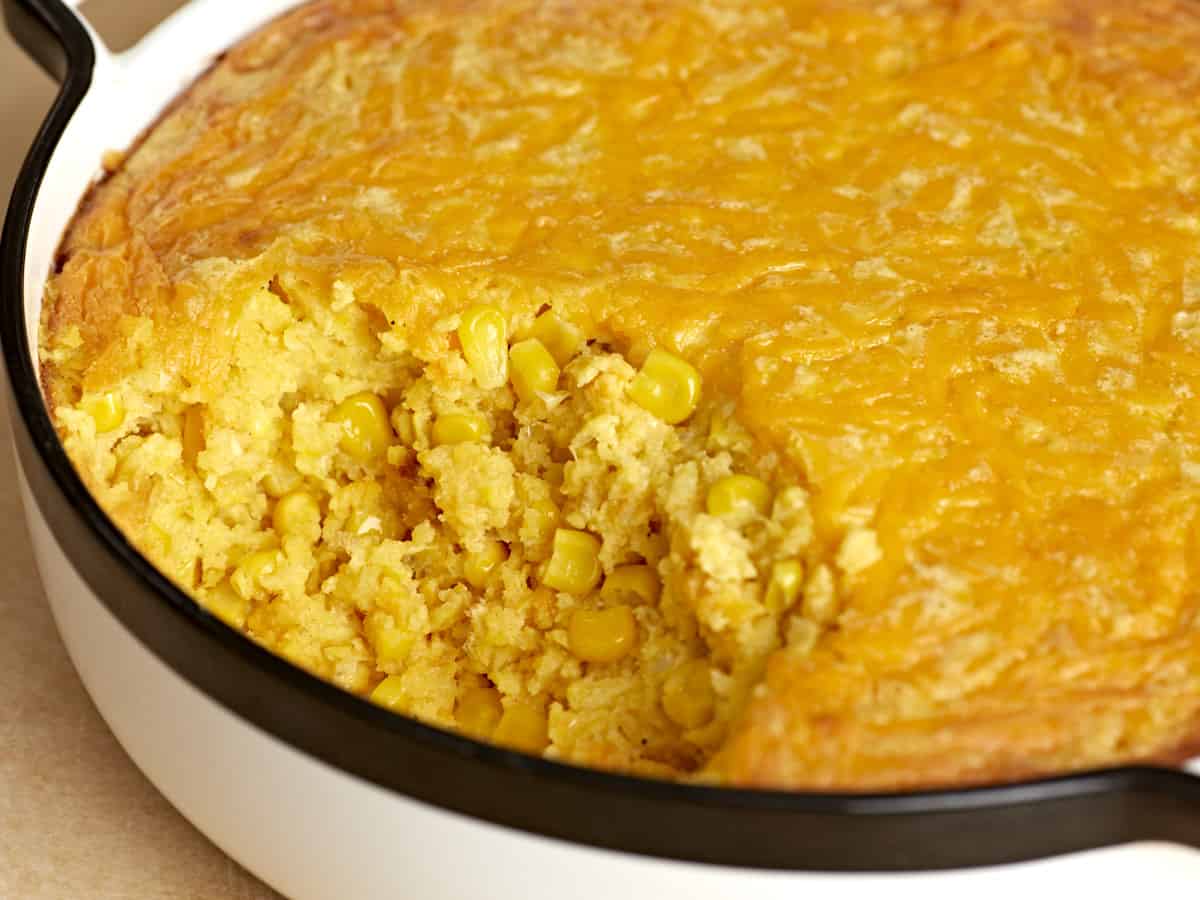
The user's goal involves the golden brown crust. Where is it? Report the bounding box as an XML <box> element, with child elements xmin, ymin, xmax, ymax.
<box><xmin>42</xmin><ymin>0</ymin><xmax>1200</xmax><ymax>788</ymax></box>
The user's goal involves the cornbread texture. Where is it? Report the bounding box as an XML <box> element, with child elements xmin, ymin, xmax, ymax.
<box><xmin>40</xmin><ymin>0</ymin><xmax>1200</xmax><ymax>788</ymax></box>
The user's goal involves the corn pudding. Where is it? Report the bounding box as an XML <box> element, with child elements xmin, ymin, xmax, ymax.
<box><xmin>40</xmin><ymin>0</ymin><xmax>1200</xmax><ymax>789</ymax></box>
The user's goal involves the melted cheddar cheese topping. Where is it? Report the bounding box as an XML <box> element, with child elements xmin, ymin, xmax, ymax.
<box><xmin>42</xmin><ymin>0</ymin><xmax>1200</xmax><ymax>788</ymax></box>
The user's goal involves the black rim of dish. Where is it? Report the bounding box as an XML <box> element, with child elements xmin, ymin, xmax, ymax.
<box><xmin>4</xmin><ymin>0</ymin><xmax>1200</xmax><ymax>873</ymax></box>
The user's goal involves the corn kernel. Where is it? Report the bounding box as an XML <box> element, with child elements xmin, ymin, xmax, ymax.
<box><xmin>706</xmin><ymin>474</ymin><xmax>772</xmax><ymax>520</ymax></box>
<box><xmin>273</xmin><ymin>490</ymin><xmax>321</xmax><ymax>542</ymax></box>
<box><xmin>600</xmin><ymin>564</ymin><xmax>660</xmax><ymax>606</ymax></box>
<box><xmin>628</xmin><ymin>348</ymin><xmax>701</xmax><ymax>424</ymax></box>
<box><xmin>231</xmin><ymin>549</ymin><xmax>280</xmax><ymax>601</ymax></box>
<box><xmin>390</xmin><ymin>407</ymin><xmax>415</xmax><ymax>445</ymax></box>
<box><xmin>662</xmin><ymin>660</ymin><xmax>716</xmax><ymax>730</ymax></box>
<box><xmin>457</xmin><ymin>684</ymin><xmax>504</xmax><ymax>737</ymax></box>
<box><xmin>182</xmin><ymin>404</ymin><xmax>205</xmax><ymax>467</ymax></box>
<box><xmin>764</xmin><ymin>558</ymin><xmax>805</xmax><ymax>613</ymax></box>
<box><xmin>568</xmin><ymin>605</ymin><xmax>637</xmax><ymax>663</ymax></box>
<box><xmin>330</xmin><ymin>392</ymin><xmax>391</xmax><ymax>462</ymax></box>
<box><xmin>529</xmin><ymin>310</ymin><xmax>585</xmax><ymax>366</ymax></box>
<box><xmin>542</xmin><ymin>528</ymin><xmax>602</xmax><ymax>594</ymax></box>
<box><xmin>204</xmin><ymin>581</ymin><xmax>247</xmax><ymax>628</ymax></box>
<box><xmin>458</xmin><ymin>304</ymin><xmax>508</xmax><ymax>389</ymax></box>
<box><xmin>83</xmin><ymin>392</ymin><xmax>124</xmax><ymax>433</ymax></box>
<box><xmin>493</xmin><ymin>703</ymin><xmax>549</xmax><ymax>754</ymax></box>
<box><xmin>464</xmin><ymin>539</ymin><xmax>507</xmax><ymax>589</ymax></box>
<box><xmin>509</xmin><ymin>338</ymin><xmax>560</xmax><ymax>403</ymax></box>
<box><xmin>370</xmin><ymin>674</ymin><xmax>408</xmax><ymax>712</ymax></box>
<box><xmin>432</xmin><ymin>411</ymin><xmax>489</xmax><ymax>446</ymax></box>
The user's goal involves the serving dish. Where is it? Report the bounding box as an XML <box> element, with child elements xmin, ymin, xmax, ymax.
<box><xmin>5</xmin><ymin>0</ymin><xmax>1200</xmax><ymax>896</ymax></box>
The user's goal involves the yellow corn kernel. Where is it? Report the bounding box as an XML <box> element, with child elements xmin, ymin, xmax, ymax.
<box><xmin>508</xmin><ymin>338</ymin><xmax>560</xmax><ymax>403</ymax></box>
<box><xmin>457</xmin><ymin>684</ymin><xmax>504</xmax><ymax>737</ymax></box>
<box><xmin>662</xmin><ymin>660</ymin><xmax>716</xmax><ymax>730</ymax></box>
<box><xmin>464</xmin><ymin>539</ymin><xmax>507</xmax><ymax>589</ymax></box>
<box><xmin>370</xmin><ymin>674</ymin><xmax>408</xmax><ymax>712</ymax></box>
<box><xmin>458</xmin><ymin>304</ymin><xmax>508</xmax><ymax>389</ymax></box>
<box><xmin>273</xmin><ymin>490</ymin><xmax>321</xmax><ymax>541</ymax></box>
<box><xmin>600</xmin><ymin>565</ymin><xmax>660</xmax><ymax>606</ymax></box>
<box><xmin>83</xmin><ymin>392</ymin><xmax>124</xmax><ymax>433</ymax></box>
<box><xmin>628</xmin><ymin>348</ymin><xmax>701</xmax><ymax>424</ymax></box>
<box><xmin>568</xmin><ymin>605</ymin><xmax>637</xmax><ymax>664</ymax></box>
<box><xmin>331</xmin><ymin>392</ymin><xmax>391</xmax><ymax>462</ymax></box>
<box><xmin>529</xmin><ymin>309</ymin><xmax>585</xmax><ymax>366</ymax></box>
<box><xmin>182</xmin><ymin>404</ymin><xmax>205</xmax><ymax>467</ymax></box>
<box><xmin>706</xmin><ymin>474</ymin><xmax>772</xmax><ymax>520</ymax></box>
<box><xmin>493</xmin><ymin>703</ymin><xmax>549</xmax><ymax>754</ymax></box>
<box><xmin>390</xmin><ymin>407</ymin><xmax>415</xmax><ymax>445</ymax></box>
<box><xmin>432</xmin><ymin>411</ymin><xmax>489</xmax><ymax>446</ymax></box>
<box><xmin>764</xmin><ymin>559</ymin><xmax>805</xmax><ymax>613</ymax></box>
<box><xmin>542</xmin><ymin>528</ymin><xmax>602</xmax><ymax>594</ymax></box>
<box><xmin>204</xmin><ymin>581</ymin><xmax>247</xmax><ymax>629</ymax></box>
<box><xmin>231</xmin><ymin>549</ymin><xmax>280</xmax><ymax>601</ymax></box>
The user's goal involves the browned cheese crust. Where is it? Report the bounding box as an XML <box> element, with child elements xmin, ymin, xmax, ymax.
<box><xmin>41</xmin><ymin>0</ymin><xmax>1200</xmax><ymax>789</ymax></box>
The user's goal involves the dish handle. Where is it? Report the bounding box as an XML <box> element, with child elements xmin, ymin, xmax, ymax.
<box><xmin>4</xmin><ymin>0</ymin><xmax>119</xmax><ymax>85</ymax></box>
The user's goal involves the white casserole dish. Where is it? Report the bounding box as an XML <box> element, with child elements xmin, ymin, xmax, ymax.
<box><xmin>4</xmin><ymin>1</ymin><xmax>1200</xmax><ymax>896</ymax></box>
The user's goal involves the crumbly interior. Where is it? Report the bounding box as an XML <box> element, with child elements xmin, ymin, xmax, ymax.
<box><xmin>41</xmin><ymin>0</ymin><xmax>1200</xmax><ymax>788</ymax></box>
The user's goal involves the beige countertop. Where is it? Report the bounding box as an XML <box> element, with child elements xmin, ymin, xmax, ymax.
<box><xmin>0</xmin><ymin>3</ymin><xmax>278</xmax><ymax>897</ymax></box>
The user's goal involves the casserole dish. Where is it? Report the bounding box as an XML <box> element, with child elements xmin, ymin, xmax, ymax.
<box><xmin>5</xmin><ymin>0</ymin><xmax>1200</xmax><ymax>895</ymax></box>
